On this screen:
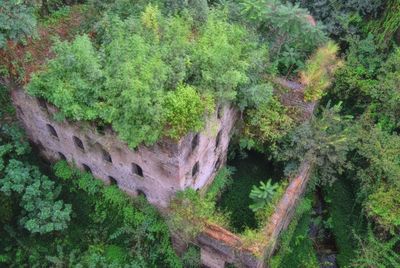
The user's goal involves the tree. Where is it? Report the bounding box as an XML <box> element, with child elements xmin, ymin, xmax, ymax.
<box><xmin>164</xmin><ymin>85</ymin><xmax>214</xmax><ymax>140</ymax></box>
<box><xmin>0</xmin><ymin>121</ymin><xmax>71</xmax><ymax>234</ymax></box>
<box><xmin>0</xmin><ymin>0</ymin><xmax>37</xmax><ymax>48</ymax></box>
<box><xmin>239</xmin><ymin>0</ymin><xmax>327</xmax><ymax>74</ymax></box>
<box><xmin>1</xmin><ymin>160</ymin><xmax>72</xmax><ymax>234</ymax></box>
<box><xmin>28</xmin><ymin>34</ymin><xmax>104</xmax><ymax>121</ymax></box>
<box><xmin>302</xmin><ymin>41</ymin><xmax>342</xmax><ymax>101</ymax></box>
<box><xmin>280</xmin><ymin>103</ymin><xmax>354</xmax><ymax>186</ymax></box>
<box><xmin>249</xmin><ymin>180</ymin><xmax>279</xmax><ymax>212</ymax></box>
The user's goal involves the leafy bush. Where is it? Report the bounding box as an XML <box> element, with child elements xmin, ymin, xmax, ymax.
<box><xmin>352</xmin><ymin>228</ymin><xmax>400</xmax><ymax>268</ymax></box>
<box><xmin>181</xmin><ymin>245</ymin><xmax>201</xmax><ymax>268</ymax></box>
<box><xmin>205</xmin><ymin>166</ymin><xmax>234</xmax><ymax>200</ymax></box>
<box><xmin>164</xmin><ymin>85</ymin><xmax>214</xmax><ymax>140</ymax></box>
<box><xmin>324</xmin><ymin>177</ymin><xmax>365</xmax><ymax>267</ymax></box>
<box><xmin>1</xmin><ymin>160</ymin><xmax>72</xmax><ymax>234</ymax></box>
<box><xmin>239</xmin><ymin>0</ymin><xmax>327</xmax><ymax>74</ymax></box>
<box><xmin>0</xmin><ymin>0</ymin><xmax>37</xmax><ymax>47</ymax></box>
<box><xmin>242</xmin><ymin>96</ymin><xmax>293</xmax><ymax>152</ymax></box>
<box><xmin>168</xmin><ymin>189</ymin><xmax>230</xmax><ymax>241</ymax></box>
<box><xmin>28</xmin><ymin>6</ymin><xmax>272</xmax><ymax>148</ymax></box>
<box><xmin>302</xmin><ymin>41</ymin><xmax>342</xmax><ymax>101</ymax></box>
<box><xmin>366</xmin><ymin>184</ymin><xmax>400</xmax><ymax>232</ymax></box>
<box><xmin>249</xmin><ymin>180</ymin><xmax>279</xmax><ymax>212</ymax></box>
<box><xmin>269</xmin><ymin>196</ymin><xmax>317</xmax><ymax>268</ymax></box>
<box><xmin>280</xmin><ymin>103</ymin><xmax>354</xmax><ymax>186</ymax></box>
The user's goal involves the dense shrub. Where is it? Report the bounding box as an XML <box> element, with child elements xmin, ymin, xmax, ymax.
<box><xmin>301</xmin><ymin>41</ymin><xmax>342</xmax><ymax>101</ymax></box>
<box><xmin>28</xmin><ymin>6</ymin><xmax>271</xmax><ymax>148</ymax></box>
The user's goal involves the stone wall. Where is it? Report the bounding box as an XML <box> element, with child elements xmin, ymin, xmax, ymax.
<box><xmin>11</xmin><ymin>87</ymin><xmax>238</xmax><ymax>207</ymax></box>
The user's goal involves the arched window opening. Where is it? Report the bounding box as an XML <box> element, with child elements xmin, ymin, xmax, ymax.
<box><xmin>37</xmin><ymin>98</ymin><xmax>47</xmax><ymax>110</ymax></box>
<box><xmin>46</xmin><ymin>124</ymin><xmax>59</xmax><ymax>139</ymax></box>
<box><xmin>109</xmin><ymin>176</ymin><xmax>118</xmax><ymax>185</ymax></box>
<box><xmin>132</xmin><ymin>163</ymin><xmax>143</xmax><ymax>177</ymax></box>
<box><xmin>58</xmin><ymin>152</ymin><xmax>66</xmax><ymax>160</ymax></box>
<box><xmin>73</xmin><ymin>136</ymin><xmax>85</xmax><ymax>151</ymax></box>
<box><xmin>215</xmin><ymin>157</ymin><xmax>222</xmax><ymax>170</ymax></box>
<box><xmin>137</xmin><ymin>189</ymin><xmax>147</xmax><ymax>199</ymax></box>
<box><xmin>191</xmin><ymin>133</ymin><xmax>199</xmax><ymax>152</ymax></box>
<box><xmin>217</xmin><ymin>105</ymin><xmax>223</xmax><ymax>119</ymax></box>
<box><xmin>215</xmin><ymin>130</ymin><xmax>222</xmax><ymax>148</ymax></box>
<box><xmin>82</xmin><ymin>164</ymin><xmax>92</xmax><ymax>174</ymax></box>
<box><xmin>192</xmin><ymin>161</ymin><xmax>199</xmax><ymax>177</ymax></box>
<box><xmin>102</xmin><ymin>149</ymin><xmax>112</xmax><ymax>163</ymax></box>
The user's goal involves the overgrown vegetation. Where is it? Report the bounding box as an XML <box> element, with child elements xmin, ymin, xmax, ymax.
<box><xmin>1</xmin><ymin>0</ymin><xmax>400</xmax><ymax>266</ymax></box>
<box><xmin>0</xmin><ymin>85</ymin><xmax>180</xmax><ymax>267</ymax></box>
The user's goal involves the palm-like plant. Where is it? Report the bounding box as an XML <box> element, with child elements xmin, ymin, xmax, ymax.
<box><xmin>249</xmin><ymin>179</ymin><xmax>279</xmax><ymax>212</ymax></box>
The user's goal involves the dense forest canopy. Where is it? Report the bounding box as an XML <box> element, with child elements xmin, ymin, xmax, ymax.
<box><xmin>0</xmin><ymin>0</ymin><xmax>400</xmax><ymax>267</ymax></box>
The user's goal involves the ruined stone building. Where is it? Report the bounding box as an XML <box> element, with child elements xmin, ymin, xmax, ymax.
<box><xmin>11</xmin><ymin>87</ymin><xmax>237</xmax><ymax>208</ymax></box>
<box><xmin>11</xmin><ymin>80</ymin><xmax>315</xmax><ymax>268</ymax></box>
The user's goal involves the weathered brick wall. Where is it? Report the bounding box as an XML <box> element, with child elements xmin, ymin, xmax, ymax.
<box><xmin>11</xmin><ymin>87</ymin><xmax>237</xmax><ymax>207</ymax></box>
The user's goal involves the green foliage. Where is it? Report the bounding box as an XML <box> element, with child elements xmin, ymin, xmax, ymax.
<box><xmin>270</xmin><ymin>196</ymin><xmax>318</xmax><ymax>268</ymax></box>
<box><xmin>302</xmin><ymin>41</ymin><xmax>341</xmax><ymax>101</ymax></box>
<box><xmin>329</xmin><ymin>35</ymin><xmax>382</xmax><ymax>115</ymax></box>
<box><xmin>205</xmin><ymin>166</ymin><xmax>234</xmax><ymax>200</ymax></box>
<box><xmin>1</xmin><ymin>160</ymin><xmax>71</xmax><ymax>234</ymax></box>
<box><xmin>352</xmin><ymin>123</ymin><xmax>400</xmax><ymax>201</ymax></box>
<box><xmin>218</xmin><ymin>151</ymin><xmax>283</xmax><ymax>232</ymax></box>
<box><xmin>28</xmin><ymin>34</ymin><xmax>103</xmax><ymax>121</ymax></box>
<box><xmin>168</xmin><ymin>189</ymin><xmax>230</xmax><ymax>241</ymax></box>
<box><xmin>181</xmin><ymin>245</ymin><xmax>201</xmax><ymax>268</ymax></box>
<box><xmin>249</xmin><ymin>180</ymin><xmax>279</xmax><ymax>212</ymax></box>
<box><xmin>239</xmin><ymin>0</ymin><xmax>327</xmax><ymax>74</ymax></box>
<box><xmin>49</xmin><ymin>161</ymin><xmax>181</xmax><ymax>267</ymax></box>
<box><xmin>352</xmin><ymin>228</ymin><xmax>400</xmax><ymax>268</ymax></box>
<box><xmin>366</xmin><ymin>184</ymin><xmax>400</xmax><ymax>232</ymax></box>
<box><xmin>28</xmin><ymin>6</ymin><xmax>271</xmax><ymax>148</ymax></box>
<box><xmin>280</xmin><ymin>103</ymin><xmax>354</xmax><ymax>186</ymax></box>
<box><xmin>0</xmin><ymin>0</ymin><xmax>37</xmax><ymax>47</ymax></box>
<box><xmin>243</xmin><ymin>96</ymin><xmax>293</xmax><ymax>152</ymax></box>
<box><xmin>324</xmin><ymin>177</ymin><xmax>365</xmax><ymax>267</ymax></box>
<box><xmin>164</xmin><ymin>85</ymin><xmax>214</xmax><ymax>139</ymax></box>
<box><xmin>365</xmin><ymin>0</ymin><xmax>400</xmax><ymax>46</ymax></box>
<box><xmin>294</xmin><ymin>0</ymin><xmax>385</xmax><ymax>39</ymax></box>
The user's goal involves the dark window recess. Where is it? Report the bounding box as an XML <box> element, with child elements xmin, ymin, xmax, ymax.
<box><xmin>217</xmin><ymin>105</ymin><xmax>223</xmax><ymax>119</ymax></box>
<box><xmin>46</xmin><ymin>124</ymin><xmax>59</xmax><ymax>139</ymax></box>
<box><xmin>137</xmin><ymin>189</ymin><xmax>147</xmax><ymax>198</ymax></box>
<box><xmin>192</xmin><ymin>161</ymin><xmax>199</xmax><ymax>177</ymax></box>
<box><xmin>109</xmin><ymin>176</ymin><xmax>118</xmax><ymax>185</ymax></box>
<box><xmin>132</xmin><ymin>163</ymin><xmax>143</xmax><ymax>177</ymax></box>
<box><xmin>191</xmin><ymin>133</ymin><xmax>199</xmax><ymax>151</ymax></box>
<box><xmin>215</xmin><ymin>130</ymin><xmax>222</xmax><ymax>148</ymax></box>
<box><xmin>82</xmin><ymin>164</ymin><xmax>92</xmax><ymax>174</ymax></box>
<box><xmin>37</xmin><ymin>98</ymin><xmax>47</xmax><ymax>110</ymax></box>
<box><xmin>102</xmin><ymin>149</ymin><xmax>112</xmax><ymax>163</ymax></box>
<box><xmin>73</xmin><ymin>136</ymin><xmax>85</xmax><ymax>151</ymax></box>
<box><xmin>215</xmin><ymin>157</ymin><xmax>222</xmax><ymax>170</ymax></box>
<box><xmin>58</xmin><ymin>152</ymin><xmax>66</xmax><ymax>160</ymax></box>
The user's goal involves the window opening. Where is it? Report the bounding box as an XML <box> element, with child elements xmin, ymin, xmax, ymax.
<box><xmin>58</xmin><ymin>152</ymin><xmax>66</xmax><ymax>160</ymax></box>
<box><xmin>73</xmin><ymin>136</ymin><xmax>85</xmax><ymax>151</ymax></box>
<box><xmin>109</xmin><ymin>176</ymin><xmax>118</xmax><ymax>185</ymax></box>
<box><xmin>132</xmin><ymin>163</ymin><xmax>143</xmax><ymax>177</ymax></box>
<box><xmin>82</xmin><ymin>164</ymin><xmax>92</xmax><ymax>174</ymax></box>
<box><xmin>46</xmin><ymin>124</ymin><xmax>59</xmax><ymax>139</ymax></box>
<box><xmin>192</xmin><ymin>161</ymin><xmax>199</xmax><ymax>177</ymax></box>
<box><xmin>191</xmin><ymin>133</ymin><xmax>199</xmax><ymax>151</ymax></box>
<box><xmin>102</xmin><ymin>149</ymin><xmax>112</xmax><ymax>163</ymax></box>
<box><xmin>216</xmin><ymin>130</ymin><xmax>222</xmax><ymax>148</ymax></box>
